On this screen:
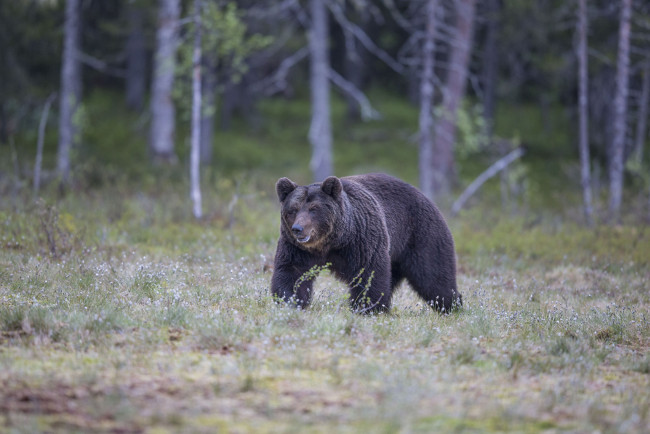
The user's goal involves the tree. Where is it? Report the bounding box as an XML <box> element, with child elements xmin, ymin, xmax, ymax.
<box><xmin>176</xmin><ymin>2</ymin><xmax>272</xmax><ymax>164</ymax></box>
<box><xmin>308</xmin><ymin>0</ymin><xmax>333</xmax><ymax>182</ymax></box>
<box><xmin>57</xmin><ymin>0</ymin><xmax>81</xmax><ymax>187</ymax></box>
<box><xmin>481</xmin><ymin>0</ymin><xmax>500</xmax><ymax>140</ymax></box>
<box><xmin>190</xmin><ymin>0</ymin><xmax>203</xmax><ymax>219</ymax></box>
<box><xmin>125</xmin><ymin>0</ymin><xmax>146</xmax><ymax>111</ymax></box>
<box><xmin>609</xmin><ymin>0</ymin><xmax>632</xmax><ymax>220</ymax></box>
<box><xmin>577</xmin><ymin>0</ymin><xmax>593</xmax><ymax>226</ymax></box>
<box><xmin>432</xmin><ymin>0</ymin><xmax>477</xmax><ymax>197</ymax></box>
<box><xmin>150</xmin><ymin>0</ymin><xmax>180</xmax><ymax>163</ymax></box>
<box><xmin>341</xmin><ymin>5</ymin><xmax>371</xmax><ymax>120</ymax></box>
<box><xmin>418</xmin><ymin>0</ymin><xmax>439</xmax><ymax>200</ymax></box>
<box><xmin>634</xmin><ymin>61</ymin><xmax>649</xmax><ymax>164</ymax></box>
<box><xmin>200</xmin><ymin>54</ymin><xmax>217</xmax><ymax>164</ymax></box>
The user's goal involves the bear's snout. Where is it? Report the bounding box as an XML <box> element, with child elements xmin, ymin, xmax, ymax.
<box><xmin>291</xmin><ymin>220</ymin><xmax>312</xmax><ymax>243</ymax></box>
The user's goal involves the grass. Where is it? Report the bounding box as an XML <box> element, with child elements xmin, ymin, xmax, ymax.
<box><xmin>1</xmin><ymin>90</ymin><xmax>649</xmax><ymax>431</ymax></box>
<box><xmin>0</xmin><ymin>181</ymin><xmax>648</xmax><ymax>432</ymax></box>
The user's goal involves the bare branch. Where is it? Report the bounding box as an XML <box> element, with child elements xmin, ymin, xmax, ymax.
<box><xmin>451</xmin><ymin>147</ymin><xmax>525</xmax><ymax>216</ymax></box>
<box><xmin>250</xmin><ymin>46</ymin><xmax>309</xmax><ymax>96</ymax></box>
<box><xmin>246</xmin><ymin>0</ymin><xmax>299</xmax><ymax>19</ymax></box>
<box><xmin>34</xmin><ymin>93</ymin><xmax>57</xmax><ymax>196</ymax></box>
<box><xmin>382</xmin><ymin>0</ymin><xmax>415</xmax><ymax>31</ymax></box>
<box><xmin>77</xmin><ymin>52</ymin><xmax>126</xmax><ymax>78</ymax></box>
<box><xmin>327</xmin><ymin>68</ymin><xmax>381</xmax><ymax>121</ymax></box>
<box><xmin>325</xmin><ymin>0</ymin><xmax>406</xmax><ymax>75</ymax></box>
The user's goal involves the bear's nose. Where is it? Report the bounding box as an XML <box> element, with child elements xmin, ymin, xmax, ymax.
<box><xmin>291</xmin><ymin>223</ymin><xmax>303</xmax><ymax>235</ymax></box>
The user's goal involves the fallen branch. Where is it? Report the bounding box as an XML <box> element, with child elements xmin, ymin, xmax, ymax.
<box><xmin>34</xmin><ymin>93</ymin><xmax>57</xmax><ymax>196</ymax></box>
<box><xmin>251</xmin><ymin>46</ymin><xmax>309</xmax><ymax>96</ymax></box>
<box><xmin>451</xmin><ymin>147</ymin><xmax>525</xmax><ymax>216</ymax></box>
<box><xmin>327</xmin><ymin>68</ymin><xmax>381</xmax><ymax>121</ymax></box>
<box><xmin>77</xmin><ymin>52</ymin><xmax>126</xmax><ymax>78</ymax></box>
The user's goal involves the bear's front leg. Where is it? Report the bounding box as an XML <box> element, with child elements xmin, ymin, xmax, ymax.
<box><xmin>347</xmin><ymin>258</ymin><xmax>392</xmax><ymax>314</ymax></box>
<box><xmin>271</xmin><ymin>264</ymin><xmax>315</xmax><ymax>308</ymax></box>
<box><xmin>270</xmin><ymin>240</ymin><xmax>316</xmax><ymax>308</ymax></box>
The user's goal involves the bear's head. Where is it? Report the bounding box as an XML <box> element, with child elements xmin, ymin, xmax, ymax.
<box><xmin>276</xmin><ymin>176</ymin><xmax>343</xmax><ymax>250</ymax></box>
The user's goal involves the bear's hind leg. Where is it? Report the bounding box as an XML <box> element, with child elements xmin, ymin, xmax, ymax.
<box><xmin>390</xmin><ymin>263</ymin><xmax>405</xmax><ymax>292</ymax></box>
<box><xmin>401</xmin><ymin>251</ymin><xmax>460</xmax><ymax>313</ymax></box>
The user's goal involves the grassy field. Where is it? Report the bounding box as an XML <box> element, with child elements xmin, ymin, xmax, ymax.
<box><xmin>1</xmin><ymin>91</ymin><xmax>649</xmax><ymax>432</ymax></box>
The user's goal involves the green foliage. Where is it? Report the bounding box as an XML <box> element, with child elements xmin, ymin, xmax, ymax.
<box><xmin>293</xmin><ymin>263</ymin><xmax>331</xmax><ymax>292</ymax></box>
<box><xmin>173</xmin><ymin>2</ymin><xmax>273</xmax><ymax>120</ymax></box>
<box><xmin>453</xmin><ymin>102</ymin><xmax>488</xmax><ymax>159</ymax></box>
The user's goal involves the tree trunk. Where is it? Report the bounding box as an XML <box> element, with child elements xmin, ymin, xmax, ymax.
<box><xmin>418</xmin><ymin>0</ymin><xmax>439</xmax><ymax>200</ymax></box>
<box><xmin>634</xmin><ymin>61</ymin><xmax>649</xmax><ymax>164</ymax></box>
<box><xmin>125</xmin><ymin>0</ymin><xmax>146</xmax><ymax>111</ymax></box>
<box><xmin>608</xmin><ymin>0</ymin><xmax>631</xmax><ymax>220</ymax></box>
<box><xmin>577</xmin><ymin>0</ymin><xmax>594</xmax><ymax>226</ymax></box>
<box><xmin>308</xmin><ymin>0</ymin><xmax>333</xmax><ymax>182</ymax></box>
<box><xmin>200</xmin><ymin>54</ymin><xmax>217</xmax><ymax>164</ymax></box>
<box><xmin>190</xmin><ymin>0</ymin><xmax>203</xmax><ymax>219</ymax></box>
<box><xmin>433</xmin><ymin>0</ymin><xmax>476</xmax><ymax>197</ymax></box>
<box><xmin>482</xmin><ymin>0</ymin><xmax>500</xmax><ymax>140</ymax></box>
<box><xmin>343</xmin><ymin>9</ymin><xmax>370</xmax><ymax>120</ymax></box>
<box><xmin>150</xmin><ymin>0</ymin><xmax>180</xmax><ymax>163</ymax></box>
<box><xmin>57</xmin><ymin>0</ymin><xmax>81</xmax><ymax>187</ymax></box>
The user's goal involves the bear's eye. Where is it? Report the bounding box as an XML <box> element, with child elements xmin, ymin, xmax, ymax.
<box><xmin>308</xmin><ymin>205</ymin><xmax>319</xmax><ymax>213</ymax></box>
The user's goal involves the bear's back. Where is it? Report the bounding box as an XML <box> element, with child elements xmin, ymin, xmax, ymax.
<box><xmin>342</xmin><ymin>173</ymin><xmax>449</xmax><ymax>258</ymax></box>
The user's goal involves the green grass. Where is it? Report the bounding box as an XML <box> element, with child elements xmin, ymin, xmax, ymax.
<box><xmin>1</xmin><ymin>181</ymin><xmax>648</xmax><ymax>432</ymax></box>
<box><xmin>1</xmin><ymin>90</ymin><xmax>649</xmax><ymax>431</ymax></box>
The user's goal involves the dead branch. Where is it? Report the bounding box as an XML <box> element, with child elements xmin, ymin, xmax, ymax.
<box><xmin>77</xmin><ymin>52</ymin><xmax>126</xmax><ymax>78</ymax></box>
<box><xmin>326</xmin><ymin>0</ymin><xmax>406</xmax><ymax>75</ymax></box>
<box><xmin>451</xmin><ymin>147</ymin><xmax>525</xmax><ymax>216</ymax></box>
<box><xmin>34</xmin><ymin>93</ymin><xmax>57</xmax><ymax>196</ymax></box>
<box><xmin>327</xmin><ymin>68</ymin><xmax>381</xmax><ymax>120</ymax></box>
<box><xmin>250</xmin><ymin>46</ymin><xmax>309</xmax><ymax>96</ymax></box>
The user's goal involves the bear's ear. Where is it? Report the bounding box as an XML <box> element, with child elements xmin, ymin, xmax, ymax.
<box><xmin>276</xmin><ymin>177</ymin><xmax>298</xmax><ymax>202</ymax></box>
<box><xmin>321</xmin><ymin>176</ymin><xmax>343</xmax><ymax>200</ymax></box>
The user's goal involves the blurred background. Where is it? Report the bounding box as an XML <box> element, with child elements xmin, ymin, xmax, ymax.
<box><xmin>1</xmin><ymin>0</ymin><xmax>649</xmax><ymax>226</ymax></box>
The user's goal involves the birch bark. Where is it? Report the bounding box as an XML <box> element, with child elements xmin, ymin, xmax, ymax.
<box><xmin>308</xmin><ymin>0</ymin><xmax>333</xmax><ymax>182</ymax></box>
<box><xmin>608</xmin><ymin>0</ymin><xmax>632</xmax><ymax>220</ymax></box>
<box><xmin>57</xmin><ymin>0</ymin><xmax>81</xmax><ymax>186</ymax></box>
<box><xmin>150</xmin><ymin>0</ymin><xmax>180</xmax><ymax>163</ymax></box>
<box><xmin>418</xmin><ymin>0</ymin><xmax>439</xmax><ymax>200</ymax></box>
<box><xmin>577</xmin><ymin>0</ymin><xmax>593</xmax><ymax>225</ymax></box>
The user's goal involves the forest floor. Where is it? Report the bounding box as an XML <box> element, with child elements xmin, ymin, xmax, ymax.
<box><xmin>1</xmin><ymin>183</ymin><xmax>648</xmax><ymax>433</ymax></box>
<box><xmin>1</xmin><ymin>91</ymin><xmax>649</xmax><ymax>431</ymax></box>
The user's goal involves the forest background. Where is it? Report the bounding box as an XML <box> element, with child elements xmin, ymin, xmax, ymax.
<box><xmin>0</xmin><ymin>0</ymin><xmax>649</xmax><ymax>432</ymax></box>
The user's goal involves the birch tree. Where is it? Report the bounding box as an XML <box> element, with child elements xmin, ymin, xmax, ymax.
<box><xmin>433</xmin><ymin>0</ymin><xmax>477</xmax><ymax>197</ymax></box>
<box><xmin>150</xmin><ymin>0</ymin><xmax>180</xmax><ymax>163</ymax></box>
<box><xmin>609</xmin><ymin>0</ymin><xmax>632</xmax><ymax>220</ymax></box>
<box><xmin>634</xmin><ymin>61</ymin><xmax>649</xmax><ymax>164</ymax></box>
<box><xmin>308</xmin><ymin>0</ymin><xmax>333</xmax><ymax>182</ymax></box>
<box><xmin>200</xmin><ymin>55</ymin><xmax>217</xmax><ymax>164</ymax></box>
<box><xmin>481</xmin><ymin>0</ymin><xmax>500</xmax><ymax>140</ymax></box>
<box><xmin>57</xmin><ymin>0</ymin><xmax>81</xmax><ymax>187</ymax></box>
<box><xmin>577</xmin><ymin>0</ymin><xmax>593</xmax><ymax>225</ymax></box>
<box><xmin>418</xmin><ymin>0</ymin><xmax>439</xmax><ymax>200</ymax></box>
<box><xmin>125</xmin><ymin>0</ymin><xmax>146</xmax><ymax>111</ymax></box>
<box><xmin>190</xmin><ymin>0</ymin><xmax>203</xmax><ymax>219</ymax></box>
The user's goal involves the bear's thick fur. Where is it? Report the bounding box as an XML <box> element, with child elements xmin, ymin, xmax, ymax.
<box><xmin>271</xmin><ymin>173</ymin><xmax>460</xmax><ymax>313</ymax></box>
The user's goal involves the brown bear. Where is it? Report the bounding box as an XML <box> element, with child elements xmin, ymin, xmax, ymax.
<box><xmin>271</xmin><ymin>173</ymin><xmax>460</xmax><ymax>314</ymax></box>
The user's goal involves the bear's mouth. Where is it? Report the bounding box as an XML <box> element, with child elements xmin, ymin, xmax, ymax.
<box><xmin>296</xmin><ymin>234</ymin><xmax>311</xmax><ymax>243</ymax></box>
